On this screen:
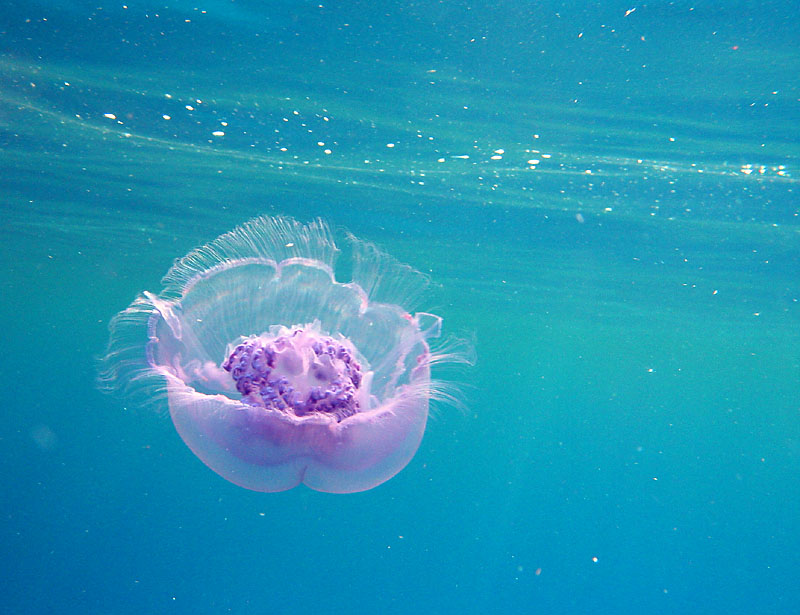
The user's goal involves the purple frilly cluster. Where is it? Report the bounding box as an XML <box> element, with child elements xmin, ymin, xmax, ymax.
<box><xmin>222</xmin><ymin>326</ymin><xmax>364</xmax><ymax>422</ymax></box>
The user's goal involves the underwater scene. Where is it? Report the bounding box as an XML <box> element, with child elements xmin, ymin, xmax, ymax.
<box><xmin>1</xmin><ymin>1</ymin><xmax>798</xmax><ymax>613</ymax></box>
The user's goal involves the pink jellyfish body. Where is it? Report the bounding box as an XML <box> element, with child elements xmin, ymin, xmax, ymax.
<box><xmin>101</xmin><ymin>216</ymin><xmax>461</xmax><ymax>493</ymax></box>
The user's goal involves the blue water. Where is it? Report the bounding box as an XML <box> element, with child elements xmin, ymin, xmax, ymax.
<box><xmin>1</xmin><ymin>1</ymin><xmax>798</xmax><ymax>613</ymax></box>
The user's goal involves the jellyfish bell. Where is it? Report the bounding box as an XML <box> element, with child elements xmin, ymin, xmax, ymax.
<box><xmin>100</xmin><ymin>216</ymin><xmax>463</xmax><ymax>493</ymax></box>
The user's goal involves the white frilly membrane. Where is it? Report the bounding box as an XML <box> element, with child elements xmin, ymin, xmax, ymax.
<box><xmin>100</xmin><ymin>215</ymin><xmax>471</xmax><ymax>493</ymax></box>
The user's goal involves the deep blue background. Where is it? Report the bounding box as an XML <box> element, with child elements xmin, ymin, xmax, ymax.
<box><xmin>1</xmin><ymin>1</ymin><xmax>798</xmax><ymax>613</ymax></box>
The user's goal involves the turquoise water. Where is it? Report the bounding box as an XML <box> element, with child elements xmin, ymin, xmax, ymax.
<box><xmin>1</xmin><ymin>1</ymin><xmax>798</xmax><ymax>613</ymax></box>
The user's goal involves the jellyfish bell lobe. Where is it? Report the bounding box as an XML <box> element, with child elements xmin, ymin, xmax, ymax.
<box><xmin>100</xmin><ymin>215</ymin><xmax>465</xmax><ymax>493</ymax></box>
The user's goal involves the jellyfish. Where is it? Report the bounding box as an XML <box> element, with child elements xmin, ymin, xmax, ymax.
<box><xmin>100</xmin><ymin>215</ymin><xmax>465</xmax><ymax>493</ymax></box>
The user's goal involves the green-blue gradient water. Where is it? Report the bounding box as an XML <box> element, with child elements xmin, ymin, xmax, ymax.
<box><xmin>1</xmin><ymin>1</ymin><xmax>798</xmax><ymax>613</ymax></box>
